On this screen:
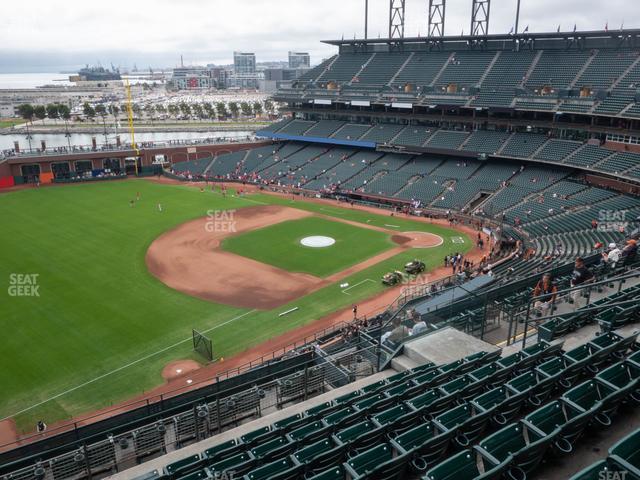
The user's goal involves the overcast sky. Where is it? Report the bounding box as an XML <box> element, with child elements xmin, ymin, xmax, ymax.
<box><xmin>0</xmin><ymin>0</ymin><xmax>637</xmax><ymax>72</ymax></box>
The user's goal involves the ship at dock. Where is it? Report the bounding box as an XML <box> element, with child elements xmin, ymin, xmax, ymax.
<box><xmin>70</xmin><ymin>65</ymin><xmax>122</xmax><ymax>82</ymax></box>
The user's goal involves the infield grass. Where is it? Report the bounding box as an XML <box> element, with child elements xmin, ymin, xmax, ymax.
<box><xmin>1</xmin><ymin>180</ymin><xmax>472</xmax><ymax>432</ymax></box>
<box><xmin>222</xmin><ymin>216</ymin><xmax>393</xmax><ymax>277</ymax></box>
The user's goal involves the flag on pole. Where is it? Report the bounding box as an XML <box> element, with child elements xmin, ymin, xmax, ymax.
<box><xmin>605</xmin><ymin>22</ymin><xmax>608</xmax><ymax>32</ymax></box>
<box><xmin>557</xmin><ymin>24</ymin><xmax>561</xmax><ymax>33</ymax></box>
<box><xmin>508</xmin><ymin>26</ymin><xmax>514</xmax><ymax>35</ymax></box>
<box><xmin>573</xmin><ymin>24</ymin><xmax>577</xmax><ymax>32</ymax></box>
<box><xmin>523</xmin><ymin>25</ymin><xmax>529</xmax><ymax>33</ymax></box>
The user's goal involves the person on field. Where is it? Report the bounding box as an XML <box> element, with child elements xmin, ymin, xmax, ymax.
<box><xmin>36</xmin><ymin>420</ymin><xmax>47</xmax><ymax>433</ymax></box>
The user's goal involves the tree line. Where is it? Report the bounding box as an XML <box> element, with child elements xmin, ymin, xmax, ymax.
<box><xmin>16</xmin><ymin>100</ymin><xmax>276</xmax><ymax>124</ymax></box>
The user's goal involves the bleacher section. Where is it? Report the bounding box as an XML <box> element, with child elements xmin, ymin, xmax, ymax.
<box><xmin>108</xmin><ymin>316</ymin><xmax>640</xmax><ymax>480</ymax></box>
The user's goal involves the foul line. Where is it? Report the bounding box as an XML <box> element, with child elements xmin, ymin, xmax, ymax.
<box><xmin>342</xmin><ymin>278</ymin><xmax>376</xmax><ymax>295</ymax></box>
<box><xmin>1</xmin><ymin>310</ymin><xmax>256</xmax><ymax>422</ymax></box>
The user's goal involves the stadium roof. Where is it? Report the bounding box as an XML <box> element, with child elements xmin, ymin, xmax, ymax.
<box><xmin>323</xmin><ymin>28</ymin><xmax>640</xmax><ymax>47</ymax></box>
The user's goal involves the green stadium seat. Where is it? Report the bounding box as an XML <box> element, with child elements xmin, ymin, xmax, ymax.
<box><xmin>439</xmin><ymin>375</ymin><xmax>487</xmax><ymax>402</ymax></box>
<box><xmin>468</xmin><ymin>362</ymin><xmax>514</xmax><ymax>389</ymax></box>
<box><xmin>164</xmin><ymin>455</ymin><xmax>200</xmax><ymax>476</ymax></box>
<box><xmin>565</xmin><ymin>343</ymin><xmax>611</xmax><ymax>374</ymax></box>
<box><xmin>597</xmin><ymin>361</ymin><xmax>640</xmax><ymax>404</ymax></box>
<box><xmin>307</xmin><ymin>466</ymin><xmax>347</xmax><ymax>480</ymax></box>
<box><xmin>287</xmin><ymin>420</ymin><xmax>330</xmax><ymax>443</ymax></box>
<box><xmin>361</xmin><ymin>380</ymin><xmax>388</xmax><ymax>395</ymax></box>
<box><xmin>323</xmin><ymin>406</ymin><xmax>361</xmax><ymax>429</ymax></box>
<box><xmin>506</xmin><ymin>370</ymin><xmax>556</xmax><ymax>407</ymax></box>
<box><xmin>250</xmin><ymin>436</ymin><xmax>294</xmax><ymax>462</ymax></box>
<box><xmin>272</xmin><ymin>414</ymin><xmax>307</xmax><ymax>433</ymax></box>
<box><xmin>629</xmin><ymin>350</ymin><xmax>640</xmax><ymax>369</ymax></box>
<box><xmin>477</xmin><ymin>422</ymin><xmax>553</xmax><ymax>478</ymax></box>
<box><xmin>244</xmin><ymin>456</ymin><xmax>302</xmax><ymax>480</ymax></box>
<box><xmin>174</xmin><ymin>470</ymin><xmax>207</xmax><ymax>480</ymax></box>
<box><xmin>537</xmin><ymin>316</ymin><xmax>573</xmax><ymax>342</ymax></box>
<box><xmin>598</xmin><ymin>305</ymin><xmax>639</xmax><ymax>332</ymax></box>
<box><xmin>610</xmin><ymin>331</ymin><xmax>639</xmax><ymax>361</ymax></box>
<box><xmin>334</xmin><ymin>390</ymin><xmax>362</xmax><ymax>406</ymax></box>
<box><xmin>390</xmin><ymin>422</ymin><xmax>454</xmax><ymax>473</ymax></box>
<box><xmin>536</xmin><ymin>356</ymin><xmax>586</xmax><ymax>390</ymax></box>
<box><xmin>433</xmin><ymin>403</ymin><xmax>491</xmax><ymax>448</ymax></box>
<box><xmin>372</xmin><ymin>403</ymin><xmax>416</xmax><ymax>429</ymax></box>
<box><xmin>406</xmin><ymin>390</ymin><xmax>455</xmax><ymax>419</ymax></box>
<box><xmin>562</xmin><ymin>379</ymin><xmax>624</xmax><ymax>427</ymax></box>
<box><xmin>471</xmin><ymin>386</ymin><xmax>528</xmax><ymax>426</ymax></box>
<box><xmin>568</xmin><ymin>460</ymin><xmax>620</xmax><ymax>480</ymax></box>
<box><xmin>423</xmin><ymin>448</ymin><xmax>507</xmax><ymax>480</ymax></box>
<box><xmin>293</xmin><ymin>438</ymin><xmax>347</xmax><ymax>475</ymax></box>
<box><xmin>523</xmin><ymin>400</ymin><xmax>594</xmax><ymax>455</ymax></box>
<box><xmin>608</xmin><ymin>428</ymin><xmax>640</xmax><ymax>478</ymax></box>
<box><xmin>208</xmin><ymin>452</ymin><xmax>256</xmax><ymax>478</ymax></box>
<box><xmin>240</xmin><ymin>426</ymin><xmax>276</xmax><ymax>446</ymax></box>
<box><xmin>412</xmin><ymin>369</ymin><xmax>451</xmax><ymax>388</ymax></box>
<box><xmin>305</xmin><ymin>402</ymin><xmax>339</xmax><ymax>419</ymax></box>
<box><xmin>202</xmin><ymin>439</ymin><xmax>242</xmax><ymax>462</ymax></box>
<box><xmin>352</xmin><ymin>393</ymin><xmax>395</xmax><ymax>414</ymax></box>
<box><xmin>345</xmin><ymin>443</ymin><xmax>409</xmax><ymax>479</ymax></box>
<box><xmin>333</xmin><ymin>420</ymin><xmax>385</xmax><ymax>453</ymax></box>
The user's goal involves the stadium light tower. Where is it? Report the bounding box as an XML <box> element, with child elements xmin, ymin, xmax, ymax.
<box><xmin>365</xmin><ymin>0</ymin><xmax>369</xmax><ymax>39</ymax></box>
<box><xmin>389</xmin><ymin>0</ymin><xmax>406</xmax><ymax>39</ymax></box>
<box><xmin>428</xmin><ymin>0</ymin><xmax>446</xmax><ymax>37</ymax></box>
<box><xmin>471</xmin><ymin>0</ymin><xmax>491</xmax><ymax>36</ymax></box>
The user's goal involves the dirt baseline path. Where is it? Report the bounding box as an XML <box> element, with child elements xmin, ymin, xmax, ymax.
<box><xmin>146</xmin><ymin>204</ymin><xmax>442</xmax><ymax>310</ymax></box>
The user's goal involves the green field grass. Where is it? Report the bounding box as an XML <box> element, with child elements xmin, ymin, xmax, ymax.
<box><xmin>222</xmin><ymin>216</ymin><xmax>393</xmax><ymax>277</ymax></box>
<box><xmin>0</xmin><ymin>181</ymin><xmax>472</xmax><ymax>432</ymax></box>
<box><xmin>0</xmin><ymin>119</ymin><xmax>24</xmax><ymax>129</ymax></box>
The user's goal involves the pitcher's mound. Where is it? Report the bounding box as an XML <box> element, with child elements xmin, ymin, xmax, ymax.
<box><xmin>392</xmin><ymin>231</ymin><xmax>443</xmax><ymax>248</ymax></box>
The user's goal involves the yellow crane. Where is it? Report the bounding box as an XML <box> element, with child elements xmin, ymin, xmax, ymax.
<box><xmin>124</xmin><ymin>79</ymin><xmax>139</xmax><ymax>175</ymax></box>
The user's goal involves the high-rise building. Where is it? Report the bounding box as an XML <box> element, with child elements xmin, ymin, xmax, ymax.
<box><xmin>288</xmin><ymin>51</ymin><xmax>311</xmax><ymax>69</ymax></box>
<box><xmin>234</xmin><ymin>52</ymin><xmax>256</xmax><ymax>74</ymax></box>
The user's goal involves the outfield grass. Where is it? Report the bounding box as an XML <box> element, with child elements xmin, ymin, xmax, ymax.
<box><xmin>0</xmin><ymin>181</ymin><xmax>472</xmax><ymax>432</ymax></box>
<box><xmin>0</xmin><ymin>119</ymin><xmax>24</xmax><ymax>129</ymax></box>
<box><xmin>222</xmin><ymin>216</ymin><xmax>394</xmax><ymax>277</ymax></box>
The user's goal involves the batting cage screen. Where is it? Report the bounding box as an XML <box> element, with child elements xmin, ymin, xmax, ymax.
<box><xmin>192</xmin><ymin>329</ymin><xmax>214</xmax><ymax>361</ymax></box>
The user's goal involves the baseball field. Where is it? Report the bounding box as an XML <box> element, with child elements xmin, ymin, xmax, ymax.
<box><xmin>0</xmin><ymin>179</ymin><xmax>472</xmax><ymax>434</ymax></box>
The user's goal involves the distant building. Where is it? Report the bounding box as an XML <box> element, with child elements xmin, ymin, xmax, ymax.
<box><xmin>234</xmin><ymin>52</ymin><xmax>256</xmax><ymax>75</ymax></box>
<box><xmin>288</xmin><ymin>52</ymin><xmax>311</xmax><ymax>69</ymax></box>
<box><xmin>169</xmin><ymin>67</ymin><xmax>214</xmax><ymax>90</ymax></box>
<box><xmin>261</xmin><ymin>68</ymin><xmax>307</xmax><ymax>93</ymax></box>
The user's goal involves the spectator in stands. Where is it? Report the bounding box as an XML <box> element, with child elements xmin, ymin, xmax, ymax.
<box><xmin>621</xmin><ymin>239</ymin><xmax>638</xmax><ymax>261</ymax></box>
<box><xmin>386</xmin><ymin>317</ymin><xmax>410</xmax><ymax>345</ymax></box>
<box><xmin>409</xmin><ymin>310</ymin><xmax>427</xmax><ymax>336</ymax></box>
<box><xmin>532</xmin><ymin>273</ymin><xmax>558</xmax><ymax>315</ymax></box>
<box><xmin>570</xmin><ymin>257</ymin><xmax>595</xmax><ymax>308</ymax></box>
<box><xmin>602</xmin><ymin>242</ymin><xmax>621</xmax><ymax>268</ymax></box>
